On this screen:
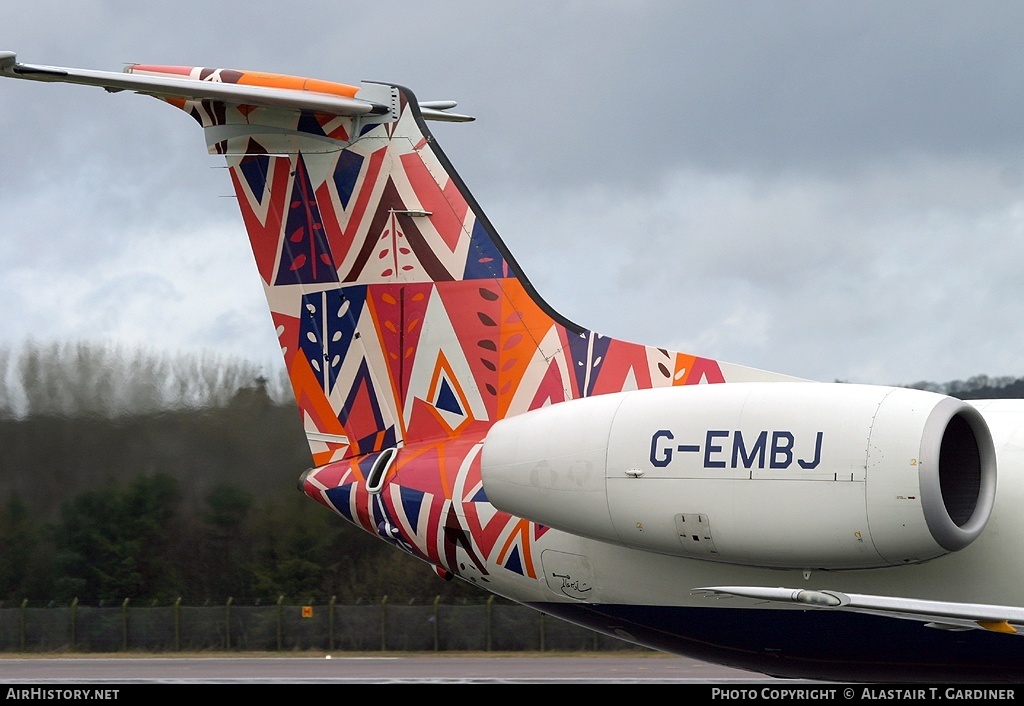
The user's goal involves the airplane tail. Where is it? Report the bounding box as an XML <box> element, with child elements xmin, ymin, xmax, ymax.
<box><xmin>2</xmin><ymin>56</ymin><xmax>998</xmax><ymax>590</ymax></box>
<box><xmin>0</xmin><ymin>52</ymin><xmax>789</xmax><ymax>464</ymax></box>
<box><xmin>121</xmin><ymin>63</ymin><xmax>793</xmax><ymax>466</ymax></box>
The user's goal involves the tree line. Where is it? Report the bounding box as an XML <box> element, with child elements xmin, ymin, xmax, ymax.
<box><xmin>2</xmin><ymin>341</ymin><xmax>1022</xmax><ymax>606</ymax></box>
<box><xmin>0</xmin><ymin>341</ymin><xmax>293</xmax><ymax>418</ymax></box>
<box><xmin>0</xmin><ymin>342</ymin><xmax>485</xmax><ymax>606</ymax></box>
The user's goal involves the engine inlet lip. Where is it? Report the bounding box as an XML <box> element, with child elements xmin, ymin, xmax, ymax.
<box><xmin>918</xmin><ymin>398</ymin><xmax>996</xmax><ymax>552</ymax></box>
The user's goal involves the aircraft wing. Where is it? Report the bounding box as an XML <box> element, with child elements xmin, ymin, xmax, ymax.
<box><xmin>694</xmin><ymin>586</ymin><xmax>1024</xmax><ymax>634</ymax></box>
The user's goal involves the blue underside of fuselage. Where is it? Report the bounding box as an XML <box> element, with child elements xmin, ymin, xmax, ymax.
<box><xmin>528</xmin><ymin>602</ymin><xmax>1024</xmax><ymax>683</ymax></box>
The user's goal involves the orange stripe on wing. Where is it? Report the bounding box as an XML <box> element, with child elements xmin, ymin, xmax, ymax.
<box><xmin>235</xmin><ymin>71</ymin><xmax>361</xmax><ymax>98</ymax></box>
<box><xmin>129</xmin><ymin>65</ymin><xmax>362</xmax><ymax>99</ymax></box>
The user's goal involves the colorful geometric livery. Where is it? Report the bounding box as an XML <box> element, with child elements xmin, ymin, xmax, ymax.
<box><xmin>7</xmin><ymin>54</ymin><xmax>1024</xmax><ymax>683</ymax></box>
<box><xmin>121</xmin><ymin>62</ymin><xmax>789</xmax><ymax>582</ymax></box>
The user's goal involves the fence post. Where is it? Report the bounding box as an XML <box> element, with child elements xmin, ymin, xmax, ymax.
<box><xmin>486</xmin><ymin>595</ymin><xmax>494</xmax><ymax>652</ymax></box>
<box><xmin>121</xmin><ymin>598</ymin><xmax>129</xmax><ymax>651</ymax></box>
<box><xmin>433</xmin><ymin>596</ymin><xmax>440</xmax><ymax>652</ymax></box>
<box><xmin>174</xmin><ymin>597</ymin><xmax>181</xmax><ymax>652</ymax></box>
<box><xmin>380</xmin><ymin>596</ymin><xmax>388</xmax><ymax>651</ymax></box>
<box><xmin>329</xmin><ymin>596</ymin><xmax>336</xmax><ymax>651</ymax></box>
<box><xmin>19</xmin><ymin>599</ymin><xmax>27</xmax><ymax>652</ymax></box>
<box><xmin>225</xmin><ymin>597</ymin><xmax>233</xmax><ymax>650</ymax></box>
<box><xmin>70</xmin><ymin>598</ymin><xmax>78</xmax><ymax>651</ymax></box>
<box><xmin>276</xmin><ymin>595</ymin><xmax>284</xmax><ymax>651</ymax></box>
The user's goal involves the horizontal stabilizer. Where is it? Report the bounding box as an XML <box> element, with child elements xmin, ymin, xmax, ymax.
<box><xmin>0</xmin><ymin>52</ymin><xmax>388</xmax><ymax>117</ymax></box>
<box><xmin>418</xmin><ymin>100</ymin><xmax>475</xmax><ymax>122</ymax></box>
<box><xmin>418</xmin><ymin>106</ymin><xmax>475</xmax><ymax>122</ymax></box>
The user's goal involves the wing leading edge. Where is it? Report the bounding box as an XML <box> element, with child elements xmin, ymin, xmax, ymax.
<box><xmin>0</xmin><ymin>52</ymin><xmax>473</xmax><ymax>124</ymax></box>
<box><xmin>695</xmin><ymin>585</ymin><xmax>1024</xmax><ymax>634</ymax></box>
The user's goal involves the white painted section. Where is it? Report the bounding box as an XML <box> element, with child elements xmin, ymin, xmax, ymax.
<box><xmin>482</xmin><ymin>383</ymin><xmax>995</xmax><ymax>570</ymax></box>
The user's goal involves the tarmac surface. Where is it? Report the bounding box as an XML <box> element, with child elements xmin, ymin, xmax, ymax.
<box><xmin>0</xmin><ymin>653</ymin><xmax>785</xmax><ymax>684</ymax></box>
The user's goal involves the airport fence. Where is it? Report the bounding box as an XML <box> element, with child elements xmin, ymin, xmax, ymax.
<box><xmin>0</xmin><ymin>597</ymin><xmax>644</xmax><ymax>653</ymax></box>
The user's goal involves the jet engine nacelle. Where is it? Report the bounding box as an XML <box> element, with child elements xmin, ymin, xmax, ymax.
<box><xmin>481</xmin><ymin>383</ymin><xmax>996</xmax><ymax>570</ymax></box>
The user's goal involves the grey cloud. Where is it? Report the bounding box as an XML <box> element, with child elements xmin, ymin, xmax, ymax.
<box><xmin>3</xmin><ymin>1</ymin><xmax>1024</xmax><ymax>386</ymax></box>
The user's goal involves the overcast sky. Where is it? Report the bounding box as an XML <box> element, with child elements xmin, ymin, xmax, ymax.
<box><xmin>3</xmin><ymin>2</ymin><xmax>1024</xmax><ymax>387</ymax></box>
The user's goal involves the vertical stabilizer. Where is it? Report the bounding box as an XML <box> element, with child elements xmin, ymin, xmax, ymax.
<box><xmin>121</xmin><ymin>63</ymin><xmax>795</xmax><ymax>466</ymax></box>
